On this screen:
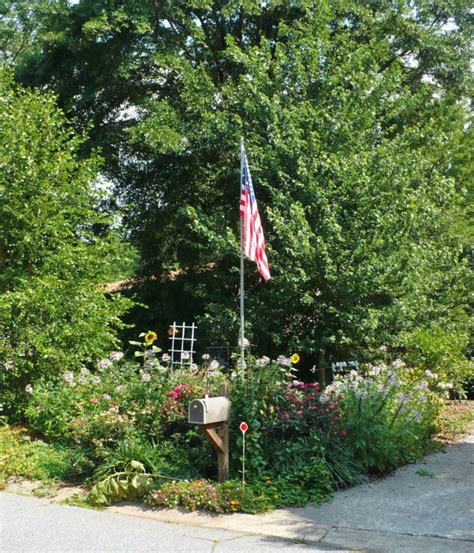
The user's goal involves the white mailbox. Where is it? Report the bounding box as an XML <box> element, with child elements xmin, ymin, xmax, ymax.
<box><xmin>188</xmin><ymin>397</ymin><xmax>231</xmax><ymax>425</ymax></box>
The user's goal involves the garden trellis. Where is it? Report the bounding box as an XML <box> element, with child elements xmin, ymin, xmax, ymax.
<box><xmin>168</xmin><ymin>322</ymin><xmax>197</xmax><ymax>368</ymax></box>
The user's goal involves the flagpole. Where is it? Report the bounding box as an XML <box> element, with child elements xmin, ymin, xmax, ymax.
<box><xmin>239</xmin><ymin>137</ymin><xmax>245</xmax><ymax>382</ymax></box>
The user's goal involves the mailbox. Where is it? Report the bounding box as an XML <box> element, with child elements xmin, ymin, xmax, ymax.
<box><xmin>188</xmin><ymin>396</ymin><xmax>231</xmax><ymax>425</ymax></box>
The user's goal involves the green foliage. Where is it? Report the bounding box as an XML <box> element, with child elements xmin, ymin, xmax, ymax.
<box><xmin>10</xmin><ymin>348</ymin><xmax>451</xmax><ymax>512</ymax></box>
<box><xmin>416</xmin><ymin>468</ymin><xmax>433</xmax><ymax>478</ymax></box>
<box><xmin>0</xmin><ymin>70</ymin><xmax>134</xmax><ymax>417</ymax></box>
<box><xmin>87</xmin><ymin>458</ymin><xmax>154</xmax><ymax>506</ymax></box>
<box><xmin>24</xmin><ymin>339</ymin><xmax>223</xmax><ymax>484</ymax></box>
<box><xmin>146</xmin><ymin>478</ymin><xmax>279</xmax><ymax>514</ymax></box>
<box><xmin>12</xmin><ymin>0</ymin><xmax>472</xmax><ymax>378</ymax></box>
<box><xmin>0</xmin><ymin>422</ymin><xmax>92</xmax><ymax>486</ymax></box>
<box><xmin>402</xmin><ymin>327</ymin><xmax>473</xmax><ymax>390</ymax></box>
<box><xmin>0</xmin><ymin>0</ymin><xmax>42</xmax><ymax>66</ymax></box>
<box><xmin>227</xmin><ymin>355</ymin><xmax>362</xmax><ymax>506</ymax></box>
<box><xmin>328</xmin><ymin>359</ymin><xmax>444</xmax><ymax>472</ymax></box>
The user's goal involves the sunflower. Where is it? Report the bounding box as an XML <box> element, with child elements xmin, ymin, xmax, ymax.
<box><xmin>144</xmin><ymin>331</ymin><xmax>158</xmax><ymax>345</ymax></box>
<box><xmin>290</xmin><ymin>353</ymin><xmax>300</xmax><ymax>364</ymax></box>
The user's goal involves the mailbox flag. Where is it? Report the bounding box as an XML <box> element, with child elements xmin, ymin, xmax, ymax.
<box><xmin>240</xmin><ymin>143</ymin><xmax>270</xmax><ymax>281</ymax></box>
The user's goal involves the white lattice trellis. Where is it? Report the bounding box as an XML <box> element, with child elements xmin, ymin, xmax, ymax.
<box><xmin>168</xmin><ymin>322</ymin><xmax>197</xmax><ymax>367</ymax></box>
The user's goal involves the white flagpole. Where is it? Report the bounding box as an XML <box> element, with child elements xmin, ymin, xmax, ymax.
<box><xmin>239</xmin><ymin>137</ymin><xmax>245</xmax><ymax>382</ymax></box>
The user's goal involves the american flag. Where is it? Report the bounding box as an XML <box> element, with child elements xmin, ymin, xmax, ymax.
<box><xmin>240</xmin><ymin>144</ymin><xmax>271</xmax><ymax>281</ymax></box>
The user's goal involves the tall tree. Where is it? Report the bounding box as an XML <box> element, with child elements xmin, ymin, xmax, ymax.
<box><xmin>0</xmin><ymin>70</ymin><xmax>133</xmax><ymax>416</ymax></box>
<box><xmin>15</xmin><ymin>1</ymin><xmax>472</xmax><ymax>379</ymax></box>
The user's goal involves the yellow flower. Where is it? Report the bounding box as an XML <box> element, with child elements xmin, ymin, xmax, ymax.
<box><xmin>144</xmin><ymin>331</ymin><xmax>157</xmax><ymax>345</ymax></box>
<box><xmin>291</xmin><ymin>353</ymin><xmax>300</xmax><ymax>364</ymax></box>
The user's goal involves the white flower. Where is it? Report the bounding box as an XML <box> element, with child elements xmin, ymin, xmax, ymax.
<box><xmin>392</xmin><ymin>358</ymin><xmax>406</xmax><ymax>369</ymax></box>
<box><xmin>109</xmin><ymin>351</ymin><xmax>124</xmax><ymax>362</ymax></box>
<box><xmin>80</xmin><ymin>366</ymin><xmax>90</xmax><ymax>376</ymax></box>
<box><xmin>379</xmin><ymin>345</ymin><xmax>388</xmax><ymax>352</ymax></box>
<box><xmin>102</xmin><ymin>393</ymin><xmax>111</xmax><ymax>400</ymax></box>
<box><xmin>3</xmin><ymin>361</ymin><xmax>14</xmax><ymax>371</ymax></box>
<box><xmin>63</xmin><ymin>371</ymin><xmax>75</xmax><ymax>384</ymax></box>
<box><xmin>256</xmin><ymin>356</ymin><xmax>270</xmax><ymax>367</ymax></box>
<box><xmin>209</xmin><ymin>359</ymin><xmax>219</xmax><ymax>371</ymax></box>
<box><xmin>91</xmin><ymin>376</ymin><xmax>101</xmax><ymax>384</ymax></box>
<box><xmin>277</xmin><ymin>355</ymin><xmax>291</xmax><ymax>366</ymax></box>
<box><xmin>191</xmin><ymin>363</ymin><xmax>199</xmax><ymax>371</ymax></box>
<box><xmin>161</xmin><ymin>353</ymin><xmax>171</xmax><ymax>362</ymax></box>
<box><xmin>202</xmin><ymin>353</ymin><xmax>210</xmax><ymax>361</ymax></box>
<box><xmin>369</xmin><ymin>363</ymin><xmax>386</xmax><ymax>377</ymax></box>
<box><xmin>25</xmin><ymin>384</ymin><xmax>33</xmax><ymax>394</ymax></box>
<box><xmin>181</xmin><ymin>351</ymin><xmax>190</xmax><ymax>360</ymax></box>
<box><xmin>142</xmin><ymin>372</ymin><xmax>151</xmax><ymax>382</ymax></box>
<box><xmin>319</xmin><ymin>393</ymin><xmax>330</xmax><ymax>403</ymax></box>
<box><xmin>97</xmin><ymin>358</ymin><xmax>112</xmax><ymax>369</ymax></box>
<box><xmin>424</xmin><ymin>370</ymin><xmax>438</xmax><ymax>380</ymax></box>
<box><xmin>419</xmin><ymin>381</ymin><xmax>429</xmax><ymax>391</ymax></box>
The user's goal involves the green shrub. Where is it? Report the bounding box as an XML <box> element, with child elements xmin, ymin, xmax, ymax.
<box><xmin>326</xmin><ymin>358</ymin><xmax>444</xmax><ymax>473</ymax></box>
<box><xmin>0</xmin><ymin>422</ymin><xmax>92</xmax><ymax>486</ymax></box>
<box><xmin>402</xmin><ymin>327</ymin><xmax>472</xmax><ymax>392</ymax></box>
<box><xmin>0</xmin><ymin>73</ymin><xmax>133</xmax><ymax>419</ymax></box>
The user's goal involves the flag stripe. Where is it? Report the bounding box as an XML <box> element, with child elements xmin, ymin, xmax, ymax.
<box><xmin>240</xmin><ymin>146</ymin><xmax>270</xmax><ymax>281</ymax></box>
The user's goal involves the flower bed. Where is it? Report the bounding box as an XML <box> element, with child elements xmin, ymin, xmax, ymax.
<box><xmin>15</xmin><ymin>334</ymin><xmax>452</xmax><ymax>512</ymax></box>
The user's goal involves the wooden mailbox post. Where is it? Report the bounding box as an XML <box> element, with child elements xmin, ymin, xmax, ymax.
<box><xmin>188</xmin><ymin>382</ymin><xmax>230</xmax><ymax>482</ymax></box>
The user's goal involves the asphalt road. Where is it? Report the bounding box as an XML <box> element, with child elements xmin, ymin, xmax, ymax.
<box><xmin>0</xmin><ymin>492</ymin><xmax>352</xmax><ymax>552</ymax></box>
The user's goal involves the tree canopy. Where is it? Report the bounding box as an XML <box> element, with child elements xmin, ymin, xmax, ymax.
<box><xmin>0</xmin><ymin>70</ymin><xmax>133</xmax><ymax>415</ymax></box>
<box><xmin>8</xmin><ymin>1</ymin><xmax>473</xmax><ymax>379</ymax></box>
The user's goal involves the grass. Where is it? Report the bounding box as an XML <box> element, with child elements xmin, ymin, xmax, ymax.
<box><xmin>435</xmin><ymin>400</ymin><xmax>474</xmax><ymax>443</ymax></box>
<box><xmin>415</xmin><ymin>468</ymin><xmax>433</xmax><ymax>478</ymax></box>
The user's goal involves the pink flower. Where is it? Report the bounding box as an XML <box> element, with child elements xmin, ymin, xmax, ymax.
<box><xmin>211</xmin><ymin>492</ymin><xmax>217</xmax><ymax>498</ymax></box>
<box><xmin>339</xmin><ymin>430</ymin><xmax>347</xmax><ymax>437</ymax></box>
<box><xmin>275</xmin><ymin>405</ymin><xmax>281</xmax><ymax>411</ymax></box>
<box><xmin>90</xmin><ymin>396</ymin><xmax>98</xmax><ymax>404</ymax></box>
<box><xmin>167</xmin><ymin>383</ymin><xmax>190</xmax><ymax>400</ymax></box>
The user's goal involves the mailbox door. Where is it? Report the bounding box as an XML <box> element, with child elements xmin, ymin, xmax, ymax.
<box><xmin>189</xmin><ymin>400</ymin><xmax>205</xmax><ymax>424</ymax></box>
